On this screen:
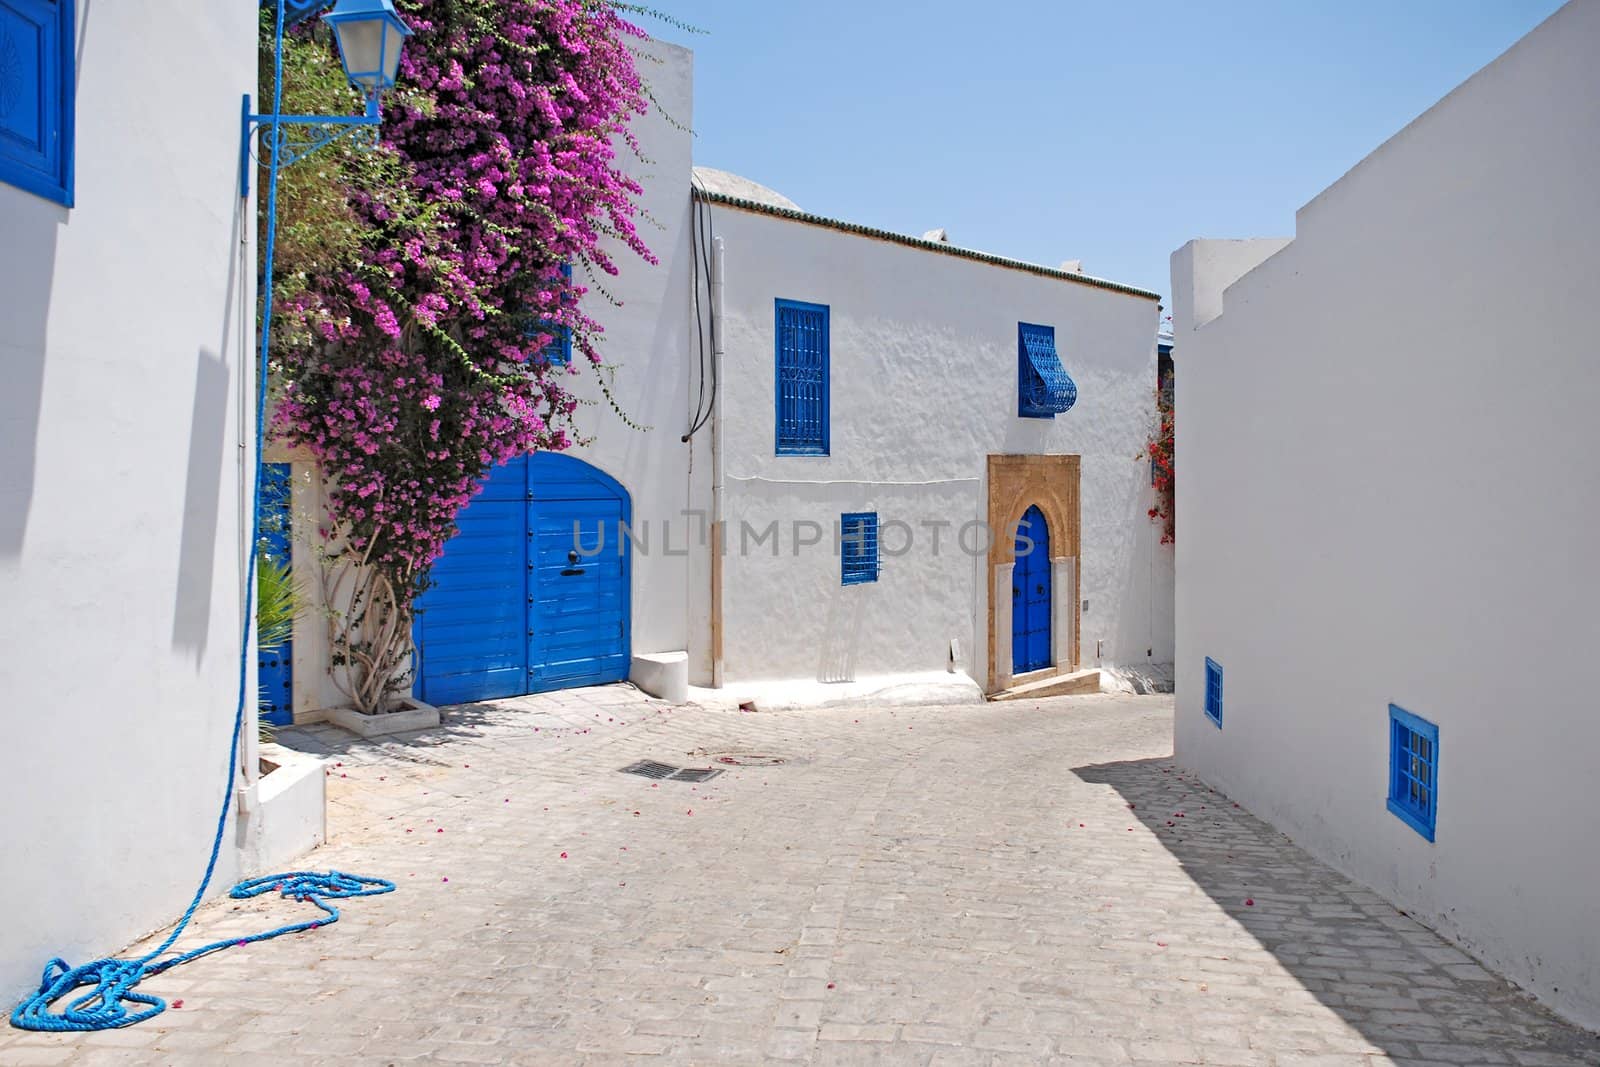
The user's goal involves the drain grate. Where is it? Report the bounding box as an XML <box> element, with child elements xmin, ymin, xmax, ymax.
<box><xmin>620</xmin><ymin>760</ymin><xmax>725</xmax><ymax>783</ymax></box>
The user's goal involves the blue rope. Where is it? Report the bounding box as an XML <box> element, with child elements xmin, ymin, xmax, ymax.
<box><xmin>10</xmin><ymin>1</ymin><xmax>392</xmax><ymax>1032</ymax></box>
<box><xmin>11</xmin><ymin>873</ymin><xmax>395</xmax><ymax>1032</ymax></box>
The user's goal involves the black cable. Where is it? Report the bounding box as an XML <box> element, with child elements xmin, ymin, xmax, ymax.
<box><xmin>684</xmin><ymin>180</ymin><xmax>720</xmax><ymax>440</ymax></box>
<box><xmin>682</xmin><ymin>185</ymin><xmax>709</xmax><ymax>441</ymax></box>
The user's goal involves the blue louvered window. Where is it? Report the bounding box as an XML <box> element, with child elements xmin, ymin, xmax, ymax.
<box><xmin>776</xmin><ymin>299</ymin><xmax>829</xmax><ymax>455</ymax></box>
<box><xmin>1387</xmin><ymin>705</ymin><xmax>1438</xmax><ymax>842</ymax></box>
<box><xmin>841</xmin><ymin>512</ymin><xmax>878</xmax><ymax>585</ymax></box>
<box><xmin>1203</xmin><ymin>657</ymin><xmax>1223</xmax><ymax>727</ymax></box>
<box><xmin>0</xmin><ymin>0</ymin><xmax>76</xmax><ymax>207</ymax></box>
<box><xmin>531</xmin><ymin>263</ymin><xmax>573</xmax><ymax>365</ymax></box>
<box><xmin>1018</xmin><ymin>322</ymin><xmax>1077</xmax><ymax>418</ymax></box>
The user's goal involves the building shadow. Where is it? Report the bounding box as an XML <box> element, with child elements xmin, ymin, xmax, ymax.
<box><xmin>1070</xmin><ymin>755</ymin><xmax>1599</xmax><ymax>1061</ymax></box>
<box><xmin>170</xmin><ymin>347</ymin><xmax>232</xmax><ymax>661</ymax></box>
<box><xmin>0</xmin><ymin>199</ymin><xmax>62</xmax><ymax>558</ymax></box>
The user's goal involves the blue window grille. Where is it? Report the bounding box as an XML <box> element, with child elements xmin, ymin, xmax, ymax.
<box><xmin>0</xmin><ymin>0</ymin><xmax>76</xmax><ymax>207</ymax></box>
<box><xmin>776</xmin><ymin>299</ymin><xmax>829</xmax><ymax>455</ymax></box>
<box><xmin>531</xmin><ymin>262</ymin><xmax>573</xmax><ymax>365</ymax></box>
<box><xmin>1018</xmin><ymin>322</ymin><xmax>1077</xmax><ymax>418</ymax></box>
<box><xmin>841</xmin><ymin>512</ymin><xmax>878</xmax><ymax>585</ymax></box>
<box><xmin>1387</xmin><ymin>705</ymin><xmax>1438</xmax><ymax>842</ymax></box>
<box><xmin>1203</xmin><ymin>657</ymin><xmax>1223</xmax><ymax>727</ymax></box>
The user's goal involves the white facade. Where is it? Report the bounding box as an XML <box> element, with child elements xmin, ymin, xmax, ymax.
<box><xmin>0</xmin><ymin>4</ymin><xmax>264</xmax><ymax>1001</ymax></box>
<box><xmin>1172</xmin><ymin>0</ymin><xmax>1600</xmax><ymax>1029</ymax></box>
<box><xmin>688</xmin><ymin>201</ymin><xmax>1167</xmax><ymax>689</ymax></box>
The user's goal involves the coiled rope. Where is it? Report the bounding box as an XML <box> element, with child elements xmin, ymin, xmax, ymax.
<box><xmin>12</xmin><ymin>872</ymin><xmax>395</xmax><ymax>1032</ymax></box>
<box><xmin>10</xmin><ymin>0</ymin><xmax>392</xmax><ymax>1033</ymax></box>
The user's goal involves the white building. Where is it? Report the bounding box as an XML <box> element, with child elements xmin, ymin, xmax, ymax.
<box><xmin>0</xmin><ymin>4</ymin><xmax>319</xmax><ymax>1003</ymax></box>
<box><xmin>685</xmin><ymin>180</ymin><xmax>1168</xmax><ymax>698</ymax></box>
<box><xmin>1171</xmin><ymin>0</ymin><xmax>1599</xmax><ymax>1029</ymax></box>
<box><xmin>285</xmin><ymin>43</ymin><xmax>1172</xmax><ymax>716</ymax></box>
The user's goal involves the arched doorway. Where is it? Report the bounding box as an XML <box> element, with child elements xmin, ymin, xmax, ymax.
<box><xmin>1012</xmin><ymin>504</ymin><xmax>1052</xmax><ymax>674</ymax></box>
<box><xmin>415</xmin><ymin>452</ymin><xmax>631</xmax><ymax>704</ymax></box>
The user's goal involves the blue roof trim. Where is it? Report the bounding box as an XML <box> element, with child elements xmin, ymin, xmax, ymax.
<box><xmin>1018</xmin><ymin>323</ymin><xmax>1077</xmax><ymax>418</ymax></box>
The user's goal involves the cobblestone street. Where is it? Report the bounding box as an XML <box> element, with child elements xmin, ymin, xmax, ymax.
<box><xmin>4</xmin><ymin>690</ymin><xmax>1595</xmax><ymax>1066</ymax></box>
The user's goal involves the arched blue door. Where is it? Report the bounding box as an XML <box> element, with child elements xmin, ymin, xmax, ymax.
<box><xmin>1012</xmin><ymin>505</ymin><xmax>1052</xmax><ymax>675</ymax></box>
<box><xmin>415</xmin><ymin>453</ymin><xmax>631</xmax><ymax>704</ymax></box>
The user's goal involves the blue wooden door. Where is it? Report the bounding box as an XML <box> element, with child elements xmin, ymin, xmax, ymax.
<box><xmin>416</xmin><ymin>453</ymin><xmax>630</xmax><ymax>704</ymax></box>
<box><xmin>1012</xmin><ymin>505</ymin><xmax>1052</xmax><ymax>675</ymax></box>
<box><xmin>258</xmin><ymin>463</ymin><xmax>294</xmax><ymax>726</ymax></box>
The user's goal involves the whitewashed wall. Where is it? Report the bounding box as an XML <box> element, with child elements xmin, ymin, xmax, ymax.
<box><xmin>0</xmin><ymin>4</ymin><xmax>258</xmax><ymax>1000</ymax></box>
<box><xmin>1172</xmin><ymin>0</ymin><xmax>1600</xmax><ymax>1029</ymax></box>
<box><xmin>559</xmin><ymin>39</ymin><xmax>694</xmax><ymax>663</ymax></box>
<box><xmin>695</xmin><ymin>206</ymin><xmax>1165</xmax><ymax>686</ymax></box>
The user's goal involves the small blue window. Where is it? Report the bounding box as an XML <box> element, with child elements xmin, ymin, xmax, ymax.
<box><xmin>0</xmin><ymin>0</ymin><xmax>75</xmax><ymax>207</ymax></box>
<box><xmin>841</xmin><ymin>512</ymin><xmax>878</xmax><ymax>585</ymax></box>
<box><xmin>776</xmin><ymin>299</ymin><xmax>829</xmax><ymax>455</ymax></box>
<box><xmin>1387</xmin><ymin>705</ymin><xmax>1438</xmax><ymax>842</ymax></box>
<box><xmin>1018</xmin><ymin>322</ymin><xmax>1077</xmax><ymax>418</ymax></box>
<box><xmin>531</xmin><ymin>262</ymin><xmax>573</xmax><ymax>365</ymax></box>
<box><xmin>1203</xmin><ymin>657</ymin><xmax>1222</xmax><ymax>727</ymax></box>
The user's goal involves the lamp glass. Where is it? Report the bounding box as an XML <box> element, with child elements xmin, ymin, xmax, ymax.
<box><xmin>326</xmin><ymin>1</ymin><xmax>411</xmax><ymax>94</ymax></box>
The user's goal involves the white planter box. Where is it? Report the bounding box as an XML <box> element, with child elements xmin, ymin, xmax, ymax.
<box><xmin>326</xmin><ymin>699</ymin><xmax>441</xmax><ymax>738</ymax></box>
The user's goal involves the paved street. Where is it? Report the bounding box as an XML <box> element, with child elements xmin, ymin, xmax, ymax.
<box><xmin>3</xmin><ymin>690</ymin><xmax>1595</xmax><ymax>1066</ymax></box>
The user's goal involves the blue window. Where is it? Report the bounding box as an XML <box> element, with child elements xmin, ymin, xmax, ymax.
<box><xmin>776</xmin><ymin>299</ymin><xmax>829</xmax><ymax>455</ymax></box>
<box><xmin>1203</xmin><ymin>657</ymin><xmax>1223</xmax><ymax>727</ymax></box>
<box><xmin>1018</xmin><ymin>322</ymin><xmax>1077</xmax><ymax>418</ymax></box>
<box><xmin>532</xmin><ymin>262</ymin><xmax>573</xmax><ymax>365</ymax></box>
<box><xmin>0</xmin><ymin>0</ymin><xmax>75</xmax><ymax>207</ymax></box>
<box><xmin>840</xmin><ymin>512</ymin><xmax>878</xmax><ymax>585</ymax></box>
<box><xmin>1387</xmin><ymin>705</ymin><xmax>1438</xmax><ymax>842</ymax></box>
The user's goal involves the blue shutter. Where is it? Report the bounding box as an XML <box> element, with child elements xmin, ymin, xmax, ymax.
<box><xmin>257</xmin><ymin>463</ymin><xmax>294</xmax><ymax>727</ymax></box>
<box><xmin>1203</xmin><ymin>657</ymin><xmax>1223</xmax><ymax>727</ymax></box>
<box><xmin>1018</xmin><ymin>322</ymin><xmax>1077</xmax><ymax>418</ymax></box>
<box><xmin>530</xmin><ymin>262</ymin><xmax>573</xmax><ymax>365</ymax></box>
<box><xmin>0</xmin><ymin>0</ymin><xmax>75</xmax><ymax>206</ymax></box>
<box><xmin>775</xmin><ymin>299</ymin><xmax>829</xmax><ymax>455</ymax></box>
<box><xmin>841</xmin><ymin>512</ymin><xmax>878</xmax><ymax>585</ymax></box>
<box><xmin>1387</xmin><ymin>705</ymin><xmax>1438</xmax><ymax>841</ymax></box>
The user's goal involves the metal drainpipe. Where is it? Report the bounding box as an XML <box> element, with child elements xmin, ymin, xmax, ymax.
<box><xmin>710</xmin><ymin>235</ymin><xmax>726</xmax><ymax>688</ymax></box>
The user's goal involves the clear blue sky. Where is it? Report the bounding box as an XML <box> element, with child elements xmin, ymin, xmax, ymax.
<box><xmin>648</xmin><ymin>0</ymin><xmax>1564</xmax><ymax>301</ymax></box>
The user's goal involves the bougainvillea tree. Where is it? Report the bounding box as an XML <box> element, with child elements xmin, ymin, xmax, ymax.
<box><xmin>1145</xmin><ymin>386</ymin><xmax>1174</xmax><ymax>544</ymax></box>
<box><xmin>263</xmin><ymin>0</ymin><xmax>658</xmax><ymax>711</ymax></box>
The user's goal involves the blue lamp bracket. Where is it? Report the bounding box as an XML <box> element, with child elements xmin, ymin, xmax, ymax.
<box><xmin>240</xmin><ymin>0</ymin><xmax>384</xmax><ymax>198</ymax></box>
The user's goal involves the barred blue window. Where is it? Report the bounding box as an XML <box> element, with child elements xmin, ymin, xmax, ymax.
<box><xmin>531</xmin><ymin>262</ymin><xmax>574</xmax><ymax>366</ymax></box>
<box><xmin>1018</xmin><ymin>322</ymin><xmax>1077</xmax><ymax>418</ymax></box>
<box><xmin>1387</xmin><ymin>705</ymin><xmax>1438</xmax><ymax>842</ymax></box>
<box><xmin>0</xmin><ymin>0</ymin><xmax>76</xmax><ymax>207</ymax></box>
<box><xmin>1203</xmin><ymin>657</ymin><xmax>1223</xmax><ymax>727</ymax></box>
<box><xmin>841</xmin><ymin>512</ymin><xmax>878</xmax><ymax>586</ymax></box>
<box><xmin>775</xmin><ymin>299</ymin><xmax>829</xmax><ymax>455</ymax></box>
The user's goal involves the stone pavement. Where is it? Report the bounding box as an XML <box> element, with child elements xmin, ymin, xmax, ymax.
<box><xmin>3</xmin><ymin>689</ymin><xmax>1595</xmax><ymax>1066</ymax></box>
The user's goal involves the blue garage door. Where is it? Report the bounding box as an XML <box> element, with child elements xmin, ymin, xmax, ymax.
<box><xmin>415</xmin><ymin>453</ymin><xmax>631</xmax><ymax>705</ymax></box>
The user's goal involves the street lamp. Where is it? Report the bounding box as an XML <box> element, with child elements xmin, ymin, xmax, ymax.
<box><xmin>323</xmin><ymin>0</ymin><xmax>414</xmax><ymax>95</ymax></box>
<box><xmin>240</xmin><ymin>0</ymin><xmax>414</xmax><ymax>194</ymax></box>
